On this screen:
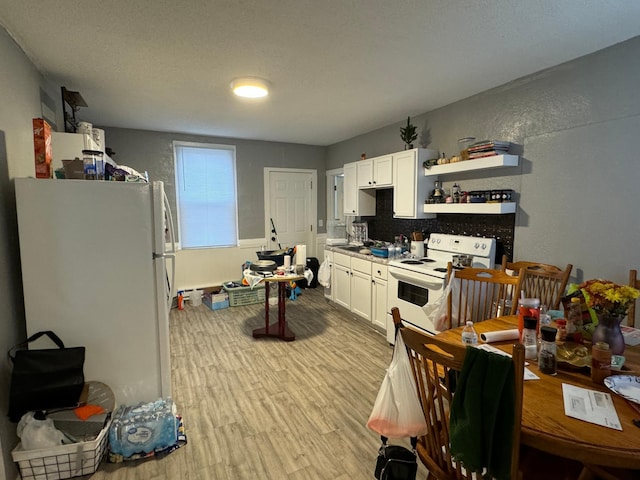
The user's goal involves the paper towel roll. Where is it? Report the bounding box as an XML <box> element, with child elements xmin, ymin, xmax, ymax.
<box><xmin>295</xmin><ymin>245</ymin><xmax>306</xmax><ymax>266</ymax></box>
<box><xmin>284</xmin><ymin>255</ymin><xmax>291</xmax><ymax>269</ymax></box>
<box><xmin>480</xmin><ymin>329</ymin><xmax>520</xmax><ymax>343</ymax></box>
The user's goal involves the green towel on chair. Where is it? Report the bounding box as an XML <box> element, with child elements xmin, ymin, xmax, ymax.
<box><xmin>449</xmin><ymin>346</ymin><xmax>515</xmax><ymax>480</ymax></box>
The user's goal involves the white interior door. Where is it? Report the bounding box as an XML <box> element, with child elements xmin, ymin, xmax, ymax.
<box><xmin>264</xmin><ymin>168</ymin><xmax>316</xmax><ymax>254</ymax></box>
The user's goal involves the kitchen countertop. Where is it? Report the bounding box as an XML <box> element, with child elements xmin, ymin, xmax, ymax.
<box><xmin>326</xmin><ymin>245</ymin><xmax>389</xmax><ymax>265</ymax></box>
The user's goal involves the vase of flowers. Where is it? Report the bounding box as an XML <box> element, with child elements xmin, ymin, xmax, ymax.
<box><xmin>579</xmin><ymin>279</ymin><xmax>640</xmax><ymax>355</ymax></box>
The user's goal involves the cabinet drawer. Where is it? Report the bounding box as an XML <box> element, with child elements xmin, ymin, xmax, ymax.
<box><xmin>334</xmin><ymin>252</ymin><xmax>351</xmax><ymax>268</ymax></box>
<box><xmin>351</xmin><ymin>257</ymin><xmax>371</xmax><ymax>275</ymax></box>
<box><xmin>372</xmin><ymin>264</ymin><xmax>388</xmax><ymax>281</ymax></box>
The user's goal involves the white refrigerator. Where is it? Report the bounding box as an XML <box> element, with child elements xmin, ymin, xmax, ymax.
<box><xmin>14</xmin><ymin>178</ymin><xmax>176</xmax><ymax>406</ymax></box>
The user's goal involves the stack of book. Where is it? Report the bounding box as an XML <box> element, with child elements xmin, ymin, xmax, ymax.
<box><xmin>467</xmin><ymin>140</ymin><xmax>511</xmax><ymax>159</ymax></box>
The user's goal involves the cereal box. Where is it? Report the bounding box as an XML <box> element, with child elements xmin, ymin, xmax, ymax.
<box><xmin>33</xmin><ymin>118</ymin><xmax>52</xmax><ymax>178</ymax></box>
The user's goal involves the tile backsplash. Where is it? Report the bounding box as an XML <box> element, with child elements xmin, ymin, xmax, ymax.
<box><xmin>361</xmin><ymin>188</ymin><xmax>515</xmax><ymax>263</ymax></box>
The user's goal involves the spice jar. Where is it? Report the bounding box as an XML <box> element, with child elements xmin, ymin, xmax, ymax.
<box><xmin>555</xmin><ymin>319</ymin><xmax>567</xmax><ymax>342</ymax></box>
<box><xmin>523</xmin><ymin>317</ymin><xmax>538</xmax><ymax>360</ymax></box>
<box><xmin>539</xmin><ymin>326</ymin><xmax>558</xmax><ymax>376</ymax></box>
<box><xmin>591</xmin><ymin>342</ymin><xmax>612</xmax><ymax>385</ymax></box>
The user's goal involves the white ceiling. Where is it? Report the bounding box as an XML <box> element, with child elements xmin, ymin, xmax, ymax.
<box><xmin>2</xmin><ymin>1</ymin><xmax>640</xmax><ymax>146</ymax></box>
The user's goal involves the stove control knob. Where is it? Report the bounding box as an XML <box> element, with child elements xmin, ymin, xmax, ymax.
<box><xmin>481</xmin><ymin>243</ymin><xmax>487</xmax><ymax>250</ymax></box>
<box><xmin>474</xmin><ymin>242</ymin><xmax>480</xmax><ymax>249</ymax></box>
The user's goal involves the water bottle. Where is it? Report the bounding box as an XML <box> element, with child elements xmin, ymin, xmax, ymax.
<box><xmin>461</xmin><ymin>321</ymin><xmax>478</xmax><ymax>346</ymax></box>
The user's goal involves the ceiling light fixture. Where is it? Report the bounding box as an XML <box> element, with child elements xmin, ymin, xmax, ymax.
<box><xmin>230</xmin><ymin>77</ymin><xmax>270</xmax><ymax>98</ymax></box>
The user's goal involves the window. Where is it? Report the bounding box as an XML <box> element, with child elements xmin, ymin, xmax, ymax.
<box><xmin>174</xmin><ymin>142</ymin><xmax>238</xmax><ymax>248</ymax></box>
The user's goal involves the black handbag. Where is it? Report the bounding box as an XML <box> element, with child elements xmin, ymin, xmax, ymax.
<box><xmin>8</xmin><ymin>331</ymin><xmax>85</xmax><ymax>422</ymax></box>
<box><xmin>374</xmin><ymin>436</ymin><xmax>418</xmax><ymax>480</ymax></box>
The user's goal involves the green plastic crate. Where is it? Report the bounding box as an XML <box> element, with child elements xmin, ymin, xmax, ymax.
<box><xmin>222</xmin><ymin>281</ymin><xmax>265</xmax><ymax>306</ymax></box>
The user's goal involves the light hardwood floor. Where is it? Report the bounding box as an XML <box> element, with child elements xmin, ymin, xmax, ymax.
<box><xmin>91</xmin><ymin>287</ymin><xmax>428</xmax><ymax>479</ymax></box>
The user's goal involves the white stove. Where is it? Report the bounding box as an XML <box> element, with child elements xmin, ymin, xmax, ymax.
<box><xmin>386</xmin><ymin>233</ymin><xmax>497</xmax><ymax>342</ymax></box>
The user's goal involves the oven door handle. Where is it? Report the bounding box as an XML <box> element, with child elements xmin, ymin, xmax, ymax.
<box><xmin>389</xmin><ymin>269</ymin><xmax>445</xmax><ymax>288</ymax></box>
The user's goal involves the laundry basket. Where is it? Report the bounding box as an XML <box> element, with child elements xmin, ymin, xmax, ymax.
<box><xmin>12</xmin><ymin>421</ymin><xmax>110</xmax><ymax>479</ymax></box>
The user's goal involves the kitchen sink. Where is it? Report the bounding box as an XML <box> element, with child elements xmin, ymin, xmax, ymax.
<box><xmin>336</xmin><ymin>245</ymin><xmax>364</xmax><ymax>252</ymax></box>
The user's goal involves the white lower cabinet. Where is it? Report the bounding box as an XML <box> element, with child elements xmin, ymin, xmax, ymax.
<box><xmin>333</xmin><ymin>253</ymin><xmax>351</xmax><ymax>310</ymax></box>
<box><xmin>372</xmin><ymin>265</ymin><xmax>388</xmax><ymax>330</ymax></box>
<box><xmin>329</xmin><ymin>251</ymin><xmax>388</xmax><ymax>329</ymax></box>
<box><xmin>350</xmin><ymin>257</ymin><xmax>372</xmax><ymax>321</ymax></box>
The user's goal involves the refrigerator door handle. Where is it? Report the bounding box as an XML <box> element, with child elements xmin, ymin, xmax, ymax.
<box><xmin>165</xmin><ymin>253</ymin><xmax>176</xmax><ymax>311</ymax></box>
<box><xmin>163</xmin><ymin>190</ymin><xmax>177</xmax><ymax>254</ymax></box>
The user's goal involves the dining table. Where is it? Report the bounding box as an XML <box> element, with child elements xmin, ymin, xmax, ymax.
<box><xmin>436</xmin><ymin>315</ymin><xmax>640</xmax><ymax>469</ymax></box>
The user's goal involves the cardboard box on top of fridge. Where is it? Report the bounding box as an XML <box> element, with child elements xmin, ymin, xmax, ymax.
<box><xmin>33</xmin><ymin>118</ymin><xmax>52</xmax><ymax>178</ymax></box>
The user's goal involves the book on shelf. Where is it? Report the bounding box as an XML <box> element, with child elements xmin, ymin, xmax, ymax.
<box><xmin>468</xmin><ymin>150</ymin><xmax>509</xmax><ymax>159</ymax></box>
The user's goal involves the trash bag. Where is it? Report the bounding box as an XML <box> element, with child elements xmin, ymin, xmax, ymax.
<box><xmin>366</xmin><ymin>333</ymin><xmax>428</xmax><ymax>438</ymax></box>
<box><xmin>318</xmin><ymin>258</ymin><xmax>331</xmax><ymax>288</ymax></box>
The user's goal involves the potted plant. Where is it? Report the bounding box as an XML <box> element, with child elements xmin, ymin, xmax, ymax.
<box><xmin>400</xmin><ymin>116</ymin><xmax>418</xmax><ymax>150</ymax></box>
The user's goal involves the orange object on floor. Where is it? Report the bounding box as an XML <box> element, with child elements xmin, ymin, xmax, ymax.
<box><xmin>75</xmin><ymin>404</ymin><xmax>105</xmax><ymax>421</ymax></box>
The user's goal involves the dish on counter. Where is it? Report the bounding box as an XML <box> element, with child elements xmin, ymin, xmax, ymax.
<box><xmin>604</xmin><ymin>375</ymin><xmax>640</xmax><ymax>404</ymax></box>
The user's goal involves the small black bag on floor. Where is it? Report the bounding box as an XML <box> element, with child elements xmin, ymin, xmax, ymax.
<box><xmin>8</xmin><ymin>331</ymin><xmax>85</xmax><ymax>422</ymax></box>
<box><xmin>374</xmin><ymin>436</ymin><xmax>418</xmax><ymax>480</ymax></box>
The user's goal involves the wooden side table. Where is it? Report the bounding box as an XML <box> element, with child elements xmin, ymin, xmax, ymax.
<box><xmin>252</xmin><ymin>275</ymin><xmax>304</xmax><ymax>342</ymax></box>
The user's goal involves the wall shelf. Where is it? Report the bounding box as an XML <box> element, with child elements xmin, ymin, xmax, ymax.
<box><xmin>423</xmin><ymin>154</ymin><xmax>519</xmax><ymax>176</ymax></box>
<box><xmin>423</xmin><ymin>202</ymin><xmax>517</xmax><ymax>215</ymax></box>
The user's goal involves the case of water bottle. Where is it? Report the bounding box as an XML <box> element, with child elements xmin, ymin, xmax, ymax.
<box><xmin>108</xmin><ymin>398</ymin><xmax>178</xmax><ymax>459</ymax></box>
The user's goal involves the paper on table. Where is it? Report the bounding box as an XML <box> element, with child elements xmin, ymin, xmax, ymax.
<box><xmin>475</xmin><ymin>344</ymin><xmax>537</xmax><ymax>379</ymax></box>
<box><xmin>562</xmin><ymin>383</ymin><xmax>622</xmax><ymax>430</ymax></box>
<box><xmin>621</xmin><ymin>326</ymin><xmax>640</xmax><ymax>346</ymax></box>
<box><xmin>480</xmin><ymin>329</ymin><xmax>520</xmax><ymax>343</ymax></box>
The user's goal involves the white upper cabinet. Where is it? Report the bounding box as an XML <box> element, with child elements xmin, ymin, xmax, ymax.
<box><xmin>344</xmin><ymin>161</ymin><xmax>375</xmax><ymax>216</ymax></box>
<box><xmin>357</xmin><ymin>154</ymin><xmax>393</xmax><ymax>188</ymax></box>
<box><xmin>393</xmin><ymin>148</ymin><xmax>438</xmax><ymax>219</ymax></box>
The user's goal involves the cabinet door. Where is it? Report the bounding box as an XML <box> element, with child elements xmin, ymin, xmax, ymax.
<box><xmin>343</xmin><ymin>162</ymin><xmax>358</xmax><ymax>215</ymax></box>
<box><xmin>356</xmin><ymin>159</ymin><xmax>374</xmax><ymax>188</ymax></box>
<box><xmin>334</xmin><ymin>264</ymin><xmax>351</xmax><ymax>309</ymax></box>
<box><xmin>393</xmin><ymin>150</ymin><xmax>417</xmax><ymax>217</ymax></box>
<box><xmin>373</xmin><ymin>155</ymin><xmax>393</xmax><ymax>187</ymax></box>
<box><xmin>351</xmin><ymin>270</ymin><xmax>372</xmax><ymax>321</ymax></box>
<box><xmin>372</xmin><ymin>277</ymin><xmax>387</xmax><ymax>329</ymax></box>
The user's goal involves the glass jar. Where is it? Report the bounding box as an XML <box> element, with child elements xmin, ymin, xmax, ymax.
<box><xmin>566</xmin><ymin>297</ymin><xmax>583</xmax><ymax>342</ymax></box>
<box><xmin>538</xmin><ymin>326</ymin><xmax>558</xmax><ymax>375</ymax></box>
<box><xmin>591</xmin><ymin>342</ymin><xmax>612</xmax><ymax>385</ymax></box>
<box><xmin>82</xmin><ymin>149</ymin><xmax>103</xmax><ymax>180</ymax></box>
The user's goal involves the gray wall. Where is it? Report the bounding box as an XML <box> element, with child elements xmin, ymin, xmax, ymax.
<box><xmin>328</xmin><ymin>36</ymin><xmax>640</xmax><ymax>285</ymax></box>
<box><xmin>100</xmin><ymin>128</ymin><xmax>328</xmax><ymax>239</ymax></box>
<box><xmin>0</xmin><ymin>26</ymin><xmax>59</xmax><ymax>480</ymax></box>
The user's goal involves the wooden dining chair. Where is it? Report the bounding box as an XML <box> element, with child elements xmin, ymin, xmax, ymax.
<box><xmin>391</xmin><ymin>306</ymin><xmax>525</xmax><ymax>479</ymax></box>
<box><xmin>501</xmin><ymin>255</ymin><xmax>573</xmax><ymax>310</ymax></box>
<box><xmin>391</xmin><ymin>307</ymin><xmax>588</xmax><ymax>480</ymax></box>
<box><xmin>445</xmin><ymin>263</ymin><xmax>524</xmax><ymax>329</ymax></box>
<box><xmin>628</xmin><ymin>269</ymin><xmax>639</xmax><ymax>328</ymax></box>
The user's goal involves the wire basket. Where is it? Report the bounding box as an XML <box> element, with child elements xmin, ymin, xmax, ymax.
<box><xmin>12</xmin><ymin>421</ymin><xmax>109</xmax><ymax>479</ymax></box>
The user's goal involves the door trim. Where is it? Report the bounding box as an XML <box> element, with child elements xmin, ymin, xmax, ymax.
<box><xmin>263</xmin><ymin>167</ymin><xmax>317</xmax><ymax>256</ymax></box>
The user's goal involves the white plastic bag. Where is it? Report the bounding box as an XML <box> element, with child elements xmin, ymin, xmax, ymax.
<box><xmin>318</xmin><ymin>258</ymin><xmax>331</xmax><ymax>288</ymax></box>
<box><xmin>17</xmin><ymin>412</ymin><xmax>67</xmax><ymax>450</ymax></box>
<box><xmin>423</xmin><ymin>275</ymin><xmax>468</xmax><ymax>331</ymax></box>
<box><xmin>366</xmin><ymin>332</ymin><xmax>428</xmax><ymax>438</ymax></box>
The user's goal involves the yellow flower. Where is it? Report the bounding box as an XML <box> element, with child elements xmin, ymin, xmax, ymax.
<box><xmin>579</xmin><ymin>279</ymin><xmax>640</xmax><ymax>317</ymax></box>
